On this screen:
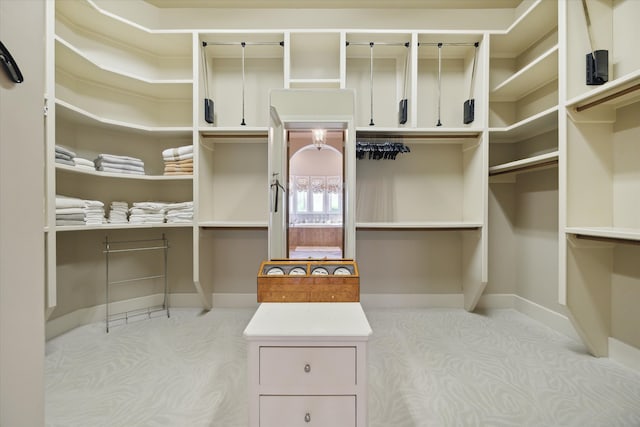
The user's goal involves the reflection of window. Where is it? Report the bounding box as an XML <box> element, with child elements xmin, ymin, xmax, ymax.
<box><xmin>290</xmin><ymin>175</ymin><xmax>341</xmax><ymax>215</ymax></box>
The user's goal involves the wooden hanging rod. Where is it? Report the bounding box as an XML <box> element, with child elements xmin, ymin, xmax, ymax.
<box><xmin>575</xmin><ymin>83</ymin><xmax>640</xmax><ymax>112</ymax></box>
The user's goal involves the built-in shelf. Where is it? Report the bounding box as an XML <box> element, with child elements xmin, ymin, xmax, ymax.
<box><xmin>55</xmin><ymin>36</ymin><xmax>191</xmax><ymax>85</ymax></box>
<box><xmin>566</xmin><ymin>227</ymin><xmax>640</xmax><ymax>244</ymax></box>
<box><xmin>56</xmin><ymin>223</ymin><xmax>193</xmax><ymax>232</ymax></box>
<box><xmin>491</xmin><ymin>45</ymin><xmax>558</xmax><ymax>102</ymax></box>
<box><xmin>55</xmin><ymin>163</ymin><xmax>193</xmax><ymax>181</ymax></box>
<box><xmin>356</xmin><ymin>222</ymin><xmax>482</xmax><ymax>230</ymax></box>
<box><xmin>489</xmin><ymin>151</ymin><xmax>558</xmax><ymax>177</ymax></box>
<box><xmin>56</xmin><ymin>100</ymin><xmax>192</xmax><ymax>135</ymax></box>
<box><xmin>489</xmin><ymin>106</ymin><xmax>558</xmax><ymax>143</ymax></box>
<box><xmin>198</xmin><ymin>221</ymin><xmax>268</xmax><ymax>229</ymax></box>
<box><xmin>566</xmin><ymin>69</ymin><xmax>640</xmax><ymax>113</ymax></box>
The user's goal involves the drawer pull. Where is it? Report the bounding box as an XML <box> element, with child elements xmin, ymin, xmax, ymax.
<box><xmin>304</xmin><ymin>412</ymin><xmax>311</xmax><ymax>423</ymax></box>
<box><xmin>304</xmin><ymin>363</ymin><xmax>311</xmax><ymax>373</ymax></box>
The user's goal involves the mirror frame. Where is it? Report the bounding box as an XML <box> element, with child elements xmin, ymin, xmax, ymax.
<box><xmin>268</xmin><ymin>89</ymin><xmax>356</xmax><ymax>260</ymax></box>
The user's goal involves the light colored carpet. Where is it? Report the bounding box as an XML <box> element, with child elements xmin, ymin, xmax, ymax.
<box><xmin>45</xmin><ymin>307</ymin><xmax>640</xmax><ymax>426</ymax></box>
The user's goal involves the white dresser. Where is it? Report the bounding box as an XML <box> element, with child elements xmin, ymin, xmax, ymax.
<box><xmin>243</xmin><ymin>302</ymin><xmax>372</xmax><ymax>427</ymax></box>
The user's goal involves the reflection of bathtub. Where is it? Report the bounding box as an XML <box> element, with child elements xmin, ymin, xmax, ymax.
<box><xmin>288</xmin><ymin>225</ymin><xmax>343</xmax><ymax>247</ymax></box>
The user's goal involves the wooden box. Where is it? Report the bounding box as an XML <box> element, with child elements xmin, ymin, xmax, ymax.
<box><xmin>257</xmin><ymin>259</ymin><xmax>360</xmax><ymax>302</ymax></box>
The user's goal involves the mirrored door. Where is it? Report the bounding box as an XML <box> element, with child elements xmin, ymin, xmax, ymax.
<box><xmin>268</xmin><ymin>89</ymin><xmax>356</xmax><ymax>260</ymax></box>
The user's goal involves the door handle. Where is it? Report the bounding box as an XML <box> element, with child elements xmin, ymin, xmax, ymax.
<box><xmin>0</xmin><ymin>41</ymin><xmax>24</xmax><ymax>83</ymax></box>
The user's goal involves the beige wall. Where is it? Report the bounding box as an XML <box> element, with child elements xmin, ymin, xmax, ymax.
<box><xmin>0</xmin><ymin>1</ymin><xmax>46</xmax><ymax>425</ymax></box>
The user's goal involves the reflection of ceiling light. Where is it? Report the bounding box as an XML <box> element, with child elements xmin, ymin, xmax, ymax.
<box><xmin>312</xmin><ymin>129</ymin><xmax>326</xmax><ymax>150</ymax></box>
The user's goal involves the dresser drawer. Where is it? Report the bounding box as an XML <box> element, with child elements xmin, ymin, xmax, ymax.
<box><xmin>259</xmin><ymin>346</ymin><xmax>356</xmax><ymax>388</ymax></box>
<box><xmin>260</xmin><ymin>395</ymin><xmax>355</xmax><ymax>427</ymax></box>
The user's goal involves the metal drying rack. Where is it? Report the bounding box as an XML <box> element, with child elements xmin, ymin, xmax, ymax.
<box><xmin>103</xmin><ymin>235</ymin><xmax>170</xmax><ymax>333</ymax></box>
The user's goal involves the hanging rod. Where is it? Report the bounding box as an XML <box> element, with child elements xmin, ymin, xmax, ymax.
<box><xmin>103</xmin><ymin>245</ymin><xmax>169</xmax><ymax>254</ymax></box>
<box><xmin>202</xmin><ymin>41</ymin><xmax>284</xmax><ymax>47</ymax></box>
<box><xmin>575</xmin><ymin>83</ymin><xmax>640</xmax><ymax>112</ymax></box>
<box><xmin>418</xmin><ymin>42</ymin><xmax>478</xmax><ymax>47</ymax></box>
<box><xmin>346</xmin><ymin>42</ymin><xmax>409</xmax><ymax>47</ymax></box>
<box><xmin>103</xmin><ymin>237</ymin><xmax>167</xmax><ymax>245</ymax></box>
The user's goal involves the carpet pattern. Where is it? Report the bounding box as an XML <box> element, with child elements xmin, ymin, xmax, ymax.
<box><xmin>45</xmin><ymin>308</ymin><xmax>640</xmax><ymax>426</ymax></box>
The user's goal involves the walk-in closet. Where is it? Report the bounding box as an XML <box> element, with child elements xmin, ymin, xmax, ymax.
<box><xmin>1</xmin><ymin>0</ymin><xmax>640</xmax><ymax>425</ymax></box>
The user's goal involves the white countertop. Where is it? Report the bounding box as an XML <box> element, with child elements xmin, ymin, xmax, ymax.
<box><xmin>243</xmin><ymin>303</ymin><xmax>372</xmax><ymax>340</ymax></box>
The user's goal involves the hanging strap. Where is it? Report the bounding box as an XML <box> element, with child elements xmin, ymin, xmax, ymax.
<box><xmin>240</xmin><ymin>42</ymin><xmax>246</xmax><ymax>126</ymax></box>
<box><xmin>436</xmin><ymin>43</ymin><xmax>443</xmax><ymax>127</ymax></box>
<box><xmin>581</xmin><ymin>0</ymin><xmax>596</xmax><ymax>58</ymax></box>
<box><xmin>402</xmin><ymin>42</ymin><xmax>410</xmax><ymax>100</ymax></box>
<box><xmin>369</xmin><ymin>42</ymin><xmax>375</xmax><ymax>126</ymax></box>
<box><xmin>201</xmin><ymin>43</ymin><xmax>210</xmax><ymax>101</ymax></box>
<box><xmin>468</xmin><ymin>42</ymin><xmax>479</xmax><ymax>100</ymax></box>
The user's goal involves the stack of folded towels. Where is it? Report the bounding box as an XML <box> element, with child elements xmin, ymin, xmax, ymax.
<box><xmin>94</xmin><ymin>154</ymin><xmax>145</xmax><ymax>175</ymax></box>
<box><xmin>73</xmin><ymin>157</ymin><xmax>95</xmax><ymax>172</ymax></box>
<box><xmin>162</xmin><ymin>145</ymin><xmax>193</xmax><ymax>175</ymax></box>
<box><xmin>55</xmin><ymin>145</ymin><xmax>76</xmax><ymax>167</ymax></box>
<box><xmin>129</xmin><ymin>202</ymin><xmax>167</xmax><ymax>224</ymax></box>
<box><xmin>55</xmin><ymin>195</ymin><xmax>106</xmax><ymax>226</ymax></box>
<box><xmin>55</xmin><ymin>145</ymin><xmax>96</xmax><ymax>171</ymax></box>
<box><xmin>165</xmin><ymin>201</ymin><xmax>194</xmax><ymax>224</ymax></box>
<box><xmin>107</xmin><ymin>201</ymin><xmax>129</xmax><ymax>224</ymax></box>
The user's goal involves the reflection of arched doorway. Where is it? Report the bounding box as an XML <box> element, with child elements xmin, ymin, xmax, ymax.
<box><xmin>287</xmin><ymin>131</ymin><xmax>344</xmax><ymax>259</ymax></box>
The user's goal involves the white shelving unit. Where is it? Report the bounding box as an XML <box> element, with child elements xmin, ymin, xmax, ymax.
<box><xmin>46</xmin><ymin>0</ymin><xmax>196</xmax><ymax>318</ymax></box>
<box><xmin>562</xmin><ymin>0</ymin><xmax>640</xmax><ymax>358</ymax></box>
<box><xmin>486</xmin><ymin>0</ymin><xmax>561</xmax><ymax>342</ymax></box>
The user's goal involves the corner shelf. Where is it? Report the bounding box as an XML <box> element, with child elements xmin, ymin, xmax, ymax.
<box><xmin>490</xmin><ymin>0</ymin><xmax>558</xmax><ymax>58</ymax></box>
<box><xmin>491</xmin><ymin>45</ymin><xmax>558</xmax><ymax>102</ymax></box>
<box><xmin>56</xmin><ymin>100</ymin><xmax>192</xmax><ymax>135</ymax></box>
<box><xmin>489</xmin><ymin>106</ymin><xmax>558</xmax><ymax>143</ymax></box>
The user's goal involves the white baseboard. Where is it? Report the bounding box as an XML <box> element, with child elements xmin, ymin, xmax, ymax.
<box><xmin>477</xmin><ymin>293</ymin><xmax>581</xmax><ymax>342</ymax></box>
<box><xmin>609</xmin><ymin>338</ymin><xmax>640</xmax><ymax>372</ymax></box>
<box><xmin>46</xmin><ymin>292</ymin><xmax>577</xmax><ymax>344</ymax></box>
<box><xmin>360</xmin><ymin>293</ymin><xmax>464</xmax><ymax>308</ymax></box>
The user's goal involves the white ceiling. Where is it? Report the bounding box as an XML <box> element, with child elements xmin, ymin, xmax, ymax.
<box><xmin>145</xmin><ymin>0</ymin><xmax>522</xmax><ymax>9</ymax></box>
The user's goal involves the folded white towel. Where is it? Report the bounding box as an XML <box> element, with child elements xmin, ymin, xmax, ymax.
<box><xmin>56</xmin><ymin>195</ymin><xmax>87</xmax><ymax>209</ymax></box>
<box><xmin>84</xmin><ymin>200</ymin><xmax>104</xmax><ymax>208</ymax></box>
<box><xmin>132</xmin><ymin>202</ymin><xmax>169</xmax><ymax>210</ymax></box>
<box><xmin>56</xmin><ymin>207</ymin><xmax>85</xmax><ymax>215</ymax></box>
<box><xmin>163</xmin><ymin>152</ymin><xmax>193</xmax><ymax>161</ymax></box>
<box><xmin>55</xmin><ymin>145</ymin><xmax>76</xmax><ymax>158</ymax></box>
<box><xmin>162</xmin><ymin>145</ymin><xmax>193</xmax><ymax>160</ymax></box>
<box><xmin>74</xmin><ymin>157</ymin><xmax>95</xmax><ymax>167</ymax></box>
<box><xmin>55</xmin><ymin>158</ymin><xmax>75</xmax><ymax>167</ymax></box>
<box><xmin>96</xmin><ymin>162</ymin><xmax>145</xmax><ymax>173</ymax></box>
<box><xmin>97</xmin><ymin>166</ymin><xmax>145</xmax><ymax>175</ymax></box>
<box><xmin>56</xmin><ymin>213</ymin><xmax>85</xmax><ymax>221</ymax></box>
<box><xmin>95</xmin><ymin>153</ymin><xmax>144</xmax><ymax>165</ymax></box>
<box><xmin>165</xmin><ymin>201</ymin><xmax>194</xmax><ymax>210</ymax></box>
